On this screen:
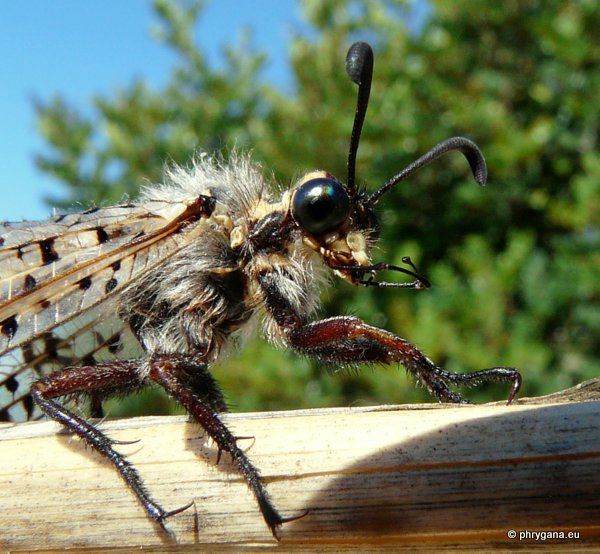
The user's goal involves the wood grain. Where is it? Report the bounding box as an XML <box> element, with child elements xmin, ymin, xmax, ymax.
<box><xmin>1</xmin><ymin>382</ymin><xmax>600</xmax><ymax>552</ymax></box>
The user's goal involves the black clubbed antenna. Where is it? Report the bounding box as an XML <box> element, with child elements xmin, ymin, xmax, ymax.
<box><xmin>345</xmin><ymin>42</ymin><xmax>373</xmax><ymax>194</ymax></box>
<box><xmin>367</xmin><ymin>137</ymin><xmax>488</xmax><ymax>206</ymax></box>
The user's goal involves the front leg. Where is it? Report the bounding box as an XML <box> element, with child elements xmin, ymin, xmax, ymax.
<box><xmin>259</xmin><ymin>272</ymin><xmax>521</xmax><ymax>404</ymax></box>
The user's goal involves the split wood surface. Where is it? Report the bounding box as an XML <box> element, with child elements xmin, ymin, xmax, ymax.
<box><xmin>1</xmin><ymin>379</ymin><xmax>600</xmax><ymax>552</ymax></box>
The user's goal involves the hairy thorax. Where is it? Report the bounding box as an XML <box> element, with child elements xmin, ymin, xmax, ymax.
<box><xmin>119</xmin><ymin>168</ymin><xmax>326</xmax><ymax>365</ymax></box>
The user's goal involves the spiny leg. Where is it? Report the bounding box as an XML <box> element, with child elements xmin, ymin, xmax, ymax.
<box><xmin>31</xmin><ymin>361</ymin><xmax>191</xmax><ymax>524</ymax></box>
<box><xmin>286</xmin><ymin>316</ymin><xmax>521</xmax><ymax>404</ymax></box>
<box><xmin>259</xmin><ymin>270</ymin><xmax>520</xmax><ymax>403</ymax></box>
<box><xmin>427</xmin><ymin>365</ymin><xmax>522</xmax><ymax>404</ymax></box>
<box><xmin>147</xmin><ymin>354</ymin><xmax>295</xmax><ymax>539</ymax></box>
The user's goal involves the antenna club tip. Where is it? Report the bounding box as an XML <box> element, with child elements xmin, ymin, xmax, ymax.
<box><xmin>345</xmin><ymin>42</ymin><xmax>374</xmax><ymax>84</ymax></box>
<box><xmin>473</xmin><ymin>158</ymin><xmax>488</xmax><ymax>186</ymax></box>
<box><xmin>449</xmin><ymin>136</ymin><xmax>488</xmax><ymax>187</ymax></box>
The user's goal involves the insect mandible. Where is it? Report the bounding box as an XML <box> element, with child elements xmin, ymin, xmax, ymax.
<box><xmin>0</xmin><ymin>42</ymin><xmax>521</xmax><ymax>538</ymax></box>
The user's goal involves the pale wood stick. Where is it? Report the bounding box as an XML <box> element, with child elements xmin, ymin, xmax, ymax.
<box><xmin>1</xmin><ymin>381</ymin><xmax>599</xmax><ymax>551</ymax></box>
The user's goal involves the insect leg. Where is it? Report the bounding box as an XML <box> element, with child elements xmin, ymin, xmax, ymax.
<box><xmin>147</xmin><ymin>353</ymin><xmax>290</xmax><ymax>538</ymax></box>
<box><xmin>259</xmin><ymin>272</ymin><xmax>521</xmax><ymax>404</ymax></box>
<box><xmin>294</xmin><ymin>317</ymin><xmax>521</xmax><ymax>403</ymax></box>
<box><xmin>31</xmin><ymin>361</ymin><xmax>191</xmax><ymax>524</ymax></box>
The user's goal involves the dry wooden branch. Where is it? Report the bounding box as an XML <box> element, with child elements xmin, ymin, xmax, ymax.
<box><xmin>1</xmin><ymin>381</ymin><xmax>600</xmax><ymax>552</ymax></box>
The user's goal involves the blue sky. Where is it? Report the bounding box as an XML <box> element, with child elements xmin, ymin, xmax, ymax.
<box><xmin>1</xmin><ymin>0</ymin><xmax>303</xmax><ymax>221</ymax></box>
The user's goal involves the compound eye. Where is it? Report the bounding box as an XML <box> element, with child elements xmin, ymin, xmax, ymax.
<box><xmin>291</xmin><ymin>178</ymin><xmax>350</xmax><ymax>235</ymax></box>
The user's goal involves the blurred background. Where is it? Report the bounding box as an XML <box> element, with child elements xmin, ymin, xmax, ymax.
<box><xmin>3</xmin><ymin>0</ymin><xmax>599</xmax><ymax>414</ymax></box>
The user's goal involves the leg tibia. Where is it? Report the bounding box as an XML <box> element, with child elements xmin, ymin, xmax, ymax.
<box><xmin>148</xmin><ymin>354</ymin><xmax>286</xmax><ymax>538</ymax></box>
<box><xmin>287</xmin><ymin>316</ymin><xmax>521</xmax><ymax>404</ymax></box>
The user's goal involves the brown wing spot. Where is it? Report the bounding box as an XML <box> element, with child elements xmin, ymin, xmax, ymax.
<box><xmin>111</xmin><ymin>260</ymin><xmax>121</xmax><ymax>272</ymax></box>
<box><xmin>39</xmin><ymin>238</ymin><xmax>59</xmax><ymax>264</ymax></box>
<box><xmin>1</xmin><ymin>316</ymin><xmax>18</xmax><ymax>339</ymax></box>
<box><xmin>40</xmin><ymin>299</ymin><xmax>51</xmax><ymax>309</ymax></box>
<box><xmin>78</xmin><ymin>276</ymin><xmax>92</xmax><ymax>290</ymax></box>
<box><xmin>42</xmin><ymin>333</ymin><xmax>60</xmax><ymax>361</ymax></box>
<box><xmin>0</xmin><ymin>408</ymin><xmax>11</xmax><ymax>422</ymax></box>
<box><xmin>105</xmin><ymin>278</ymin><xmax>118</xmax><ymax>294</ymax></box>
<box><xmin>96</xmin><ymin>227</ymin><xmax>110</xmax><ymax>244</ymax></box>
<box><xmin>22</xmin><ymin>393</ymin><xmax>35</xmax><ymax>419</ymax></box>
<box><xmin>0</xmin><ymin>237</ymin><xmax>4</xmax><ymax>246</ymax></box>
<box><xmin>4</xmin><ymin>375</ymin><xmax>19</xmax><ymax>394</ymax></box>
<box><xmin>107</xmin><ymin>332</ymin><xmax>124</xmax><ymax>354</ymax></box>
<box><xmin>24</xmin><ymin>274</ymin><xmax>37</xmax><ymax>291</ymax></box>
<box><xmin>82</xmin><ymin>354</ymin><xmax>97</xmax><ymax>366</ymax></box>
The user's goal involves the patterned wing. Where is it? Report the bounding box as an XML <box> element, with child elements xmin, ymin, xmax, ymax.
<box><xmin>0</xmin><ymin>195</ymin><xmax>208</xmax><ymax>421</ymax></box>
<box><xmin>0</xmin><ymin>310</ymin><xmax>141</xmax><ymax>421</ymax></box>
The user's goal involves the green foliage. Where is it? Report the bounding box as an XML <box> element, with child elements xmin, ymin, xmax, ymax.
<box><xmin>36</xmin><ymin>0</ymin><xmax>600</xmax><ymax>413</ymax></box>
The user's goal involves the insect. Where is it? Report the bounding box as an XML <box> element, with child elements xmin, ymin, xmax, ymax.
<box><xmin>0</xmin><ymin>42</ymin><xmax>521</xmax><ymax>538</ymax></box>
